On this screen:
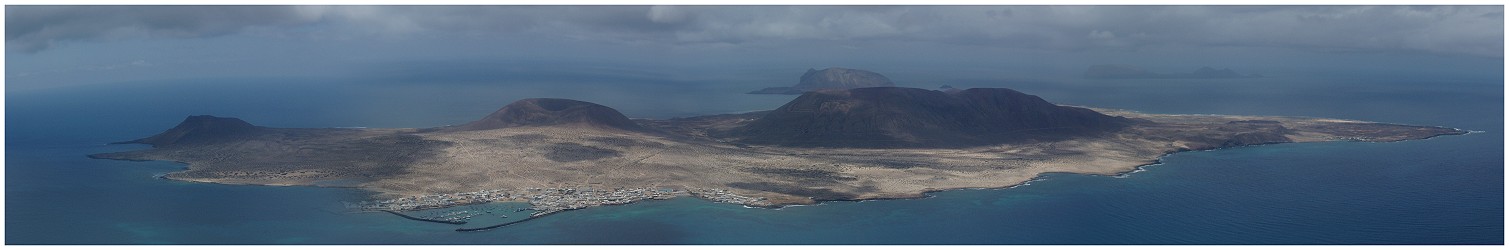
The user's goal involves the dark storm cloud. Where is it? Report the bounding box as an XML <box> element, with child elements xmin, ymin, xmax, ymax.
<box><xmin>5</xmin><ymin>6</ymin><xmax>324</xmax><ymax>52</ymax></box>
<box><xmin>7</xmin><ymin>5</ymin><xmax>1502</xmax><ymax>57</ymax></box>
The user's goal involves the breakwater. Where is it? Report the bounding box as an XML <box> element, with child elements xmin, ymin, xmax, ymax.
<box><xmin>455</xmin><ymin>216</ymin><xmax>542</xmax><ymax>232</ymax></box>
<box><xmin>382</xmin><ymin>210</ymin><xmax>467</xmax><ymax>225</ymax></box>
<box><xmin>455</xmin><ymin>210</ymin><xmax>563</xmax><ymax>232</ymax></box>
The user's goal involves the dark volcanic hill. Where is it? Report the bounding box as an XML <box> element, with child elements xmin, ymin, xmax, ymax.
<box><xmin>792</xmin><ymin>67</ymin><xmax>895</xmax><ymax>90</ymax></box>
<box><xmin>119</xmin><ymin>115</ymin><xmax>264</xmax><ymax>147</ymax></box>
<box><xmin>748</xmin><ymin>68</ymin><xmax>897</xmax><ymax>95</ymax></box>
<box><xmin>722</xmin><ymin>87</ymin><xmax>1133</xmax><ymax>148</ymax></box>
<box><xmin>449</xmin><ymin>98</ymin><xmax>643</xmax><ymax>132</ymax></box>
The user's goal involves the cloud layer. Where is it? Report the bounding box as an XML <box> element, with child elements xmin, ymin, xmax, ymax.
<box><xmin>5</xmin><ymin>6</ymin><xmax>324</xmax><ymax>52</ymax></box>
<box><xmin>7</xmin><ymin>5</ymin><xmax>1504</xmax><ymax>57</ymax></box>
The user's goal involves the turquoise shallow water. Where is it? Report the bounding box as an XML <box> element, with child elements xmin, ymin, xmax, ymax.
<box><xmin>6</xmin><ymin>75</ymin><xmax>1502</xmax><ymax>244</ymax></box>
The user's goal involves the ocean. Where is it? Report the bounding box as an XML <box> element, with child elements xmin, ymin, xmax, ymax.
<box><xmin>5</xmin><ymin>72</ymin><xmax>1502</xmax><ymax>244</ymax></box>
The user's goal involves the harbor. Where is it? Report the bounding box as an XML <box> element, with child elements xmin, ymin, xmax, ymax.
<box><xmin>347</xmin><ymin>186</ymin><xmax>774</xmax><ymax>230</ymax></box>
<box><xmin>381</xmin><ymin>210</ymin><xmax>467</xmax><ymax>225</ymax></box>
<box><xmin>346</xmin><ymin>187</ymin><xmax>772</xmax><ymax>214</ymax></box>
<box><xmin>455</xmin><ymin>212</ymin><xmax>552</xmax><ymax>232</ymax></box>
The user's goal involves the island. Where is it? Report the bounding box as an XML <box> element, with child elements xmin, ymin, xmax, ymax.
<box><xmin>747</xmin><ymin>67</ymin><xmax>896</xmax><ymax>95</ymax></box>
<box><xmin>90</xmin><ymin>86</ymin><xmax>1464</xmax><ymax>223</ymax></box>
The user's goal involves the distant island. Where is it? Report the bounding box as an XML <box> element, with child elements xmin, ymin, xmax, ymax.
<box><xmin>748</xmin><ymin>67</ymin><xmax>896</xmax><ymax>94</ymax></box>
<box><xmin>1084</xmin><ymin>64</ymin><xmax>1265</xmax><ymax>79</ymax></box>
<box><xmin>92</xmin><ymin>85</ymin><xmax>1462</xmax><ymax>226</ymax></box>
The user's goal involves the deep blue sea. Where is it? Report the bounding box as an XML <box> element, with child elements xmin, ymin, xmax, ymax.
<box><xmin>6</xmin><ymin>73</ymin><xmax>1503</xmax><ymax>244</ymax></box>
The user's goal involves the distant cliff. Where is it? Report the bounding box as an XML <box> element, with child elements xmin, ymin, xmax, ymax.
<box><xmin>1084</xmin><ymin>65</ymin><xmax>1263</xmax><ymax>79</ymax></box>
<box><xmin>748</xmin><ymin>68</ymin><xmax>897</xmax><ymax>95</ymax></box>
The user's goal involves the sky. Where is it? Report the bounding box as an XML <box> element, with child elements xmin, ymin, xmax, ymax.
<box><xmin>4</xmin><ymin>5</ymin><xmax>1505</xmax><ymax>92</ymax></box>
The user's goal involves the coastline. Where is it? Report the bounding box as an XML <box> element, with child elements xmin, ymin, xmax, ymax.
<box><xmin>86</xmin><ymin>107</ymin><xmax>1474</xmax><ymax>227</ymax></box>
<box><xmin>96</xmin><ymin>130</ymin><xmax>1471</xmax><ymax>213</ymax></box>
<box><xmin>680</xmin><ymin>131</ymin><xmax>1475</xmax><ymax>210</ymax></box>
